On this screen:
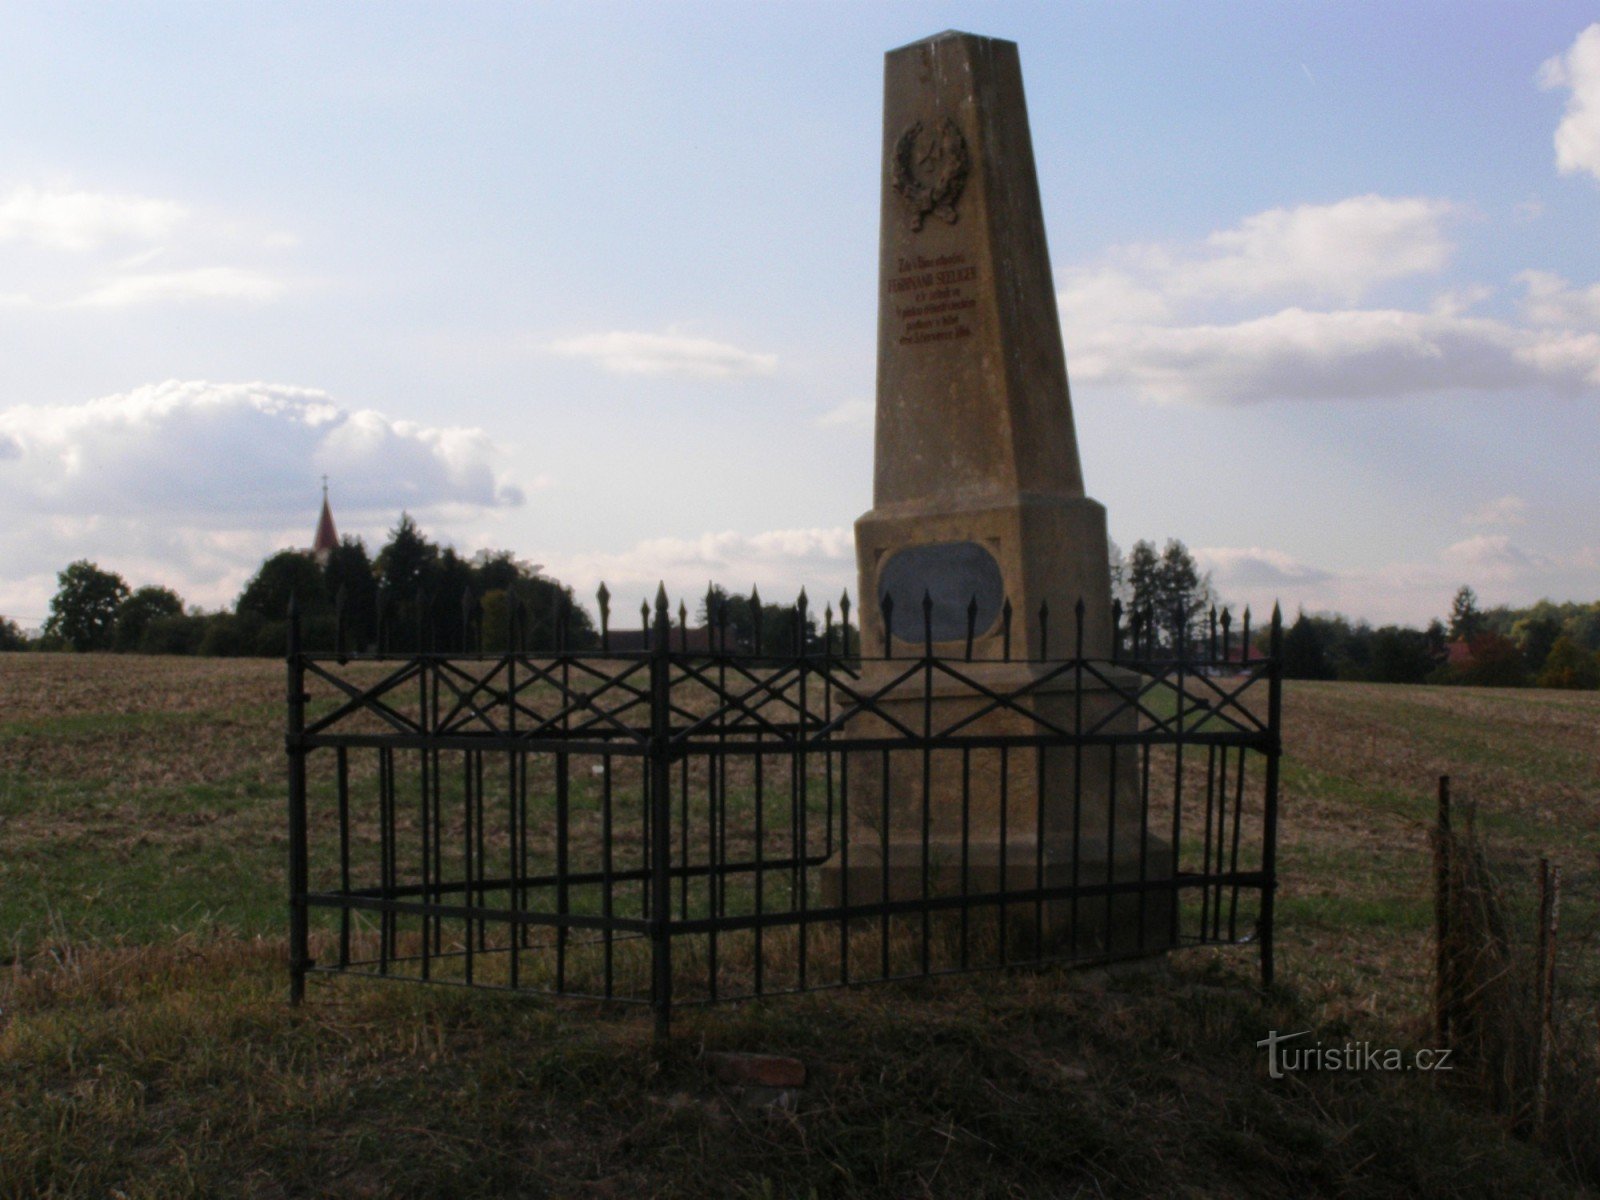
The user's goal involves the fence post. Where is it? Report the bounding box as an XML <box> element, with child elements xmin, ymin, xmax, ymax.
<box><xmin>1434</xmin><ymin>774</ymin><xmax>1452</xmax><ymax>1044</ymax></box>
<box><xmin>1259</xmin><ymin>603</ymin><xmax>1283</xmax><ymax>989</ymax></box>
<box><xmin>286</xmin><ymin>593</ymin><xmax>310</xmax><ymax>1004</ymax></box>
<box><xmin>649</xmin><ymin>583</ymin><xmax>674</xmax><ymax>1043</ymax></box>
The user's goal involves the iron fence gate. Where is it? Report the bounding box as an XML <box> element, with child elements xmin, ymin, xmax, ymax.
<box><xmin>286</xmin><ymin>588</ymin><xmax>1281</xmax><ymax>1037</ymax></box>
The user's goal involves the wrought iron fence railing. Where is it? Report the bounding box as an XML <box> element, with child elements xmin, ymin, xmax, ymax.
<box><xmin>286</xmin><ymin>588</ymin><xmax>1281</xmax><ymax>1037</ymax></box>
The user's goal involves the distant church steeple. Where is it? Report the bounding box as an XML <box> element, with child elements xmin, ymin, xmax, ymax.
<box><xmin>312</xmin><ymin>477</ymin><xmax>339</xmax><ymax>566</ymax></box>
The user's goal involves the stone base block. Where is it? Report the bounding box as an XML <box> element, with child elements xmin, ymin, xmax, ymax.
<box><xmin>818</xmin><ymin>834</ymin><xmax>1175</xmax><ymax>959</ymax></box>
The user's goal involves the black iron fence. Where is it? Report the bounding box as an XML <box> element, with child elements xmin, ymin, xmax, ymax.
<box><xmin>286</xmin><ymin>587</ymin><xmax>1281</xmax><ymax>1037</ymax></box>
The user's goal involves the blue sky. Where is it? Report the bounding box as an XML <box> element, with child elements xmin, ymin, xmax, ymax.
<box><xmin>2</xmin><ymin>3</ymin><xmax>1598</xmax><ymax>629</ymax></box>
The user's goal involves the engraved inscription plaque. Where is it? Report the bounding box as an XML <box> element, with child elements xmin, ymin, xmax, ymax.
<box><xmin>878</xmin><ymin>540</ymin><xmax>1004</xmax><ymax>642</ymax></box>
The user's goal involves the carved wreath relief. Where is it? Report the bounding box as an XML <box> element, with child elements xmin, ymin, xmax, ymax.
<box><xmin>892</xmin><ymin>116</ymin><xmax>969</xmax><ymax>232</ymax></box>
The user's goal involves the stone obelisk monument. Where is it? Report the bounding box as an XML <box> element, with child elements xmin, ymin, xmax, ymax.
<box><xmin>824</xmin><ymin>31</ymin><xmax>1170</xmax><ymax>949</ymax></box>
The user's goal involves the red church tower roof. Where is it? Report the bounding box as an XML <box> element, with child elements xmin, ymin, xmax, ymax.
<box><xmin>313</xmin><ymin>483</ymin><xmax>338</xmax><ymax>562</ymax></box>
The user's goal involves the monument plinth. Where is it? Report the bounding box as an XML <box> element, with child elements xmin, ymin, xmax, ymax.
<box><xmin>822</xmin><ymin>31</ymin><xmax>1172</xmax><ymax>952</ymax></box>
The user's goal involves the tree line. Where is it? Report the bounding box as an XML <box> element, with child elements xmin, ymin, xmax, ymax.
<box><xmin>1282</xmin><ymin>585</ymin><xmax>1600</xmax><ymax>689</ymax></box>
<box><xmin>11</xmin><ymin>514</ymin><xmax>596</xmax><ymax>656</ymax></box>
<box><xmin>12</xmin><ymin>524</ymin><xmax>1599</xmax><ymax>689</ymax></box>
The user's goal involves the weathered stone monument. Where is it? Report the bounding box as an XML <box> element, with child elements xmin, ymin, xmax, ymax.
<box><xmin>822</xmin><ymin>31</ymin><xmax>1171</xmax><ymax>951</ymax></box>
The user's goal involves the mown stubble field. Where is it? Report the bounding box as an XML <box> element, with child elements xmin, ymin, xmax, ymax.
<box><xmin>2</xmin><ymin>653</ymin><xmax>1597</xmax><ymax>1198</ymax></box>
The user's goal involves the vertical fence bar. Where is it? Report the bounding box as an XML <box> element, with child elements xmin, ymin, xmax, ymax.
<box><xmin>921</xmin><ymin>590</ymin><xmax>933</xmax><ymax>978</ymax></box>
<box><xmin>286</xmin><ymin>595</ymin><xmax>310</xmax><ymax>1004</ymax></box>
<box><xmin>336</xmin><ymin>746</ymin><xmax>350</xmax><ymax>968</ymax></box>
<box><xmin>1071</xmin><ymin>598</ymin><xmax>1084</xmax><ymax>957</ymax></box>
<box><xmin>796</xmin><ymin>589</ymin><xmax>810</xmax><ymax>992</ymax></box>
<box><xmin>1169</xmin><ymin>607</ymin><xmax>1186</xmax><ymax>949</ymax></box>
<box><xmin>1260</xmin><ymin>604</ymin><xmax>1283</xmax><ymax>988</ymax></box>
<box><xmin>649</xmin><ymin>585</ymin><xmax>674</xmax><ymax>1041</ymax></box>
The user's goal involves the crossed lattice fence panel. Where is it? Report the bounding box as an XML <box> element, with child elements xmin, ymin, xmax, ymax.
<box><xmin>286</xmin><ymin>594</ymin><xmax>1281</xmax><ymax>1037</ymax></box>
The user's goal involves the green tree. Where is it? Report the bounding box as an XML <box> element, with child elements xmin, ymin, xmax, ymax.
<box><xmin>1369</xmin><ymin>626</ymin><xmax>1434</xmax><ymax>684</ymax></box>
<box><xmin>1452</xmin><ymin>632</ymin><xmax>1526</xmax><ymax>687</ymax></box>
<box><xmin>1448</xmin><ymin>585</ymin><xmax>1483</xmax><ymax>642</ymax></box>
<box><xmin>1282</xmin><ymin>611</ymin><xmax>1333</xmax><ymax>680</ymax></box>
<box><xmin>1157</xmin><ymin>538</ymin><xmax>1213</xmax><ymax>652</ymax></box>
<box><xmin>0</xmin><ymin>616</ymin><xmax>25</xmax><ymax>651</ymax></box>
<box><xmin>139</xmin><ymin>613</ymin><xmax>208</xmax><ymax>655</ymax></box>
<box><xmin>698</xmin><ymin>584</ymin><xmax>818</xmax><ymax>653</ymax></box>
<box><xmin>1536</xmin><ymin>636</ymin><xmax>1600</xmax><ymax>689</ymax></box>
<box><xmin>43</xmin><ymin>560</ymin><xmax>130</xmax><ymax>651</ymax></box>
<box><xmin>114</xmin><ymin>585</ymin><xmax>184</xmax><ymax>651</ymax></box>
<box><xmin>374</xmin><ymin>513</ymin><xmax>438</xmax><ymax>599</ymax></box>
<box><xmin>1511</xmin><ymin>613</ymin><xmax>1562</xmax><ymax>675</ymax></box>
<box><xmin>323</xmin><ymin>536</ymin><xmax>376</xmax><ymax>649</ymax></box>
<box><xmin>1124</xmin><ymin>541</ymin><xmax>1160</xmax><ymax>622</ymax></box>
<box><xmin>238</xmin><ymin>550</ymin><xmax>326</xmax><ymax>622</ymax></box>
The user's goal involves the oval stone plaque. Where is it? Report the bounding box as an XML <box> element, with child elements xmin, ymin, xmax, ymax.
<box><xmin>878</xmin><ymin>541</ymin><xmax>1005</xmax><ymax>643</ymax></box>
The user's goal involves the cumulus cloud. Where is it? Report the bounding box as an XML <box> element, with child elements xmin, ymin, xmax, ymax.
<box><xmin>0</xmin><ymin>380</ymin><xmax>525</xmax><ymax>522</ymax></box>
<box><xmin>544</xmin><ymin>526</ymin><xmax>854</xmax><ymax>614</ymax></box>
<box><xmin>1463</xmin><ymin>495</ymin><xmax>1529</xmax><ymax>527</ymax></box>
<box><xmin>1074</xmin><ymin>305</ymin><xmax>1600</xmax><ymax>404</ymax></box>
<box><xmin>1197</xmin><ymin>546</ymin><xmax>1333</xmax><ymax>589</ymax></box>
<box><xmin>1518</xmin><ymin>269</ymin><xmax>1600</xmax><ymax>327</ymax></box>
<box><xmin>547</xmin><ymin>331</ymin><xmax>777</xmax><ymax>378</ymax></box>
<box><xmin>1440</xmin><ymin>534</ymin><xmax>1541</xmax><ymax>579</ymax></box>
<box><xmin>0</xmin><ymin>380</ymin><xmax>536</xmax><ymax>618</ymax></box>
<box><xmin>1181</xmin><ymin>195</ymin><xmax>1455</xmax><ymax>303</ymax></box>
<box><xmin>1065</xmin><ymin>195</ymin><xmax>1455</xmax><ymax>315</ymax></box>
<box><xmin>0</xmin><ymin>185</ymin><xmax>187</xmax><ymax>251</ymax></box>
<box><xmin>1540</xmin><ymin>23</ymin><xmax>1600</xmax><ymax>184</ymax></box>
<box><xmin>1058</xmin><ymin>194</ymin><xmax>1600</xmax><ymax>405</ymax></box>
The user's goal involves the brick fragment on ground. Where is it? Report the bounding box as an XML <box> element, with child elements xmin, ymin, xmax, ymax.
<box><xmin>705</xmin><ymin>1051</ymin><xmax>807</xmax><ymax>1089</ymax></box>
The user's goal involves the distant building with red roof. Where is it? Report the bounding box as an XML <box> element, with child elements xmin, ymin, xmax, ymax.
<box><xmin>312</xmin><ymin>480</ymin><xmax>338</xmax><ymax>565</ymax></box>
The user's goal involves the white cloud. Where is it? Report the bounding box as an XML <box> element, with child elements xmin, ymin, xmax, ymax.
<box><xmin>1181</xmin><ymin>195</ymin><xmax>1455</xmax><ymax>303</ymax></box>
<box><xmin>1518</xmin><ymin>269</ymin><xmax>1600</xmax><ymax>327</ymax></box>
<box><xmin>815</xmin><ymin>398</ymin><xmax>873</xmax><ymax>428</ymax></box>
<box><xmin>1540</xmin><ymin>23</ymin><xmax>1600</xmax><ymax>184</ymax></box>
<box><xmin>1066</xmin><ymin>195</ymin><xmax>1456</xmax><ymax>313</ymax></box>
<box><xmin>74</xmin><ymin>266</ymin><xmax>288</xmax><ymax>307</ymax></box>
<box><xmin>547</xmin><ymin>331</ymin><xmax>777</xmax><ymax>378</ymax></box>
<box><xmin>1463</xmin><ymin>495</ymin><xmax>1529</xmax><ymax>528</ymax></box>
<box><xmin>1440</xmin><ymin>534</ymin><xmax>1540</xmax><ymax>579</ymax></box>
<box><xmin>0</xmin><ymin>181</ymin><xmax>294</xmax><ymax>307</ymax></box>
<box><xmin>0</xmin><ymin>185</ymin><xmax>187</xmax><ymax>251</ymax></box>
<box><xmin>0</xmin><ymin>380</ymin><xmax>526</xmax><ymax>520</ymax></box>
<box><xmin>1058</xmin><ymin>199</ymin><xmax>1600</xmax><ymax>405</ymax></box>
<box><xmin>1197</xmin><ymin>546</ymin><xmax>1333</xmax><ymax>589</ymax></box>
<box><xmin>1071</xmin><ymin>306</ymin><xmax>1600</xmax><ymax>404</ymax></box>
<box><xmin>0</xmin><ymin>381</ymin><xmax>536</xmax><ymax>615</ymax></box>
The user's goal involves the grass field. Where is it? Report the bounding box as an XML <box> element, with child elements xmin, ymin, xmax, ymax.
<box><xmin>2</xmin><ymin>653</ymin><xmax>1597</xmax><ymax>1197</ymax></box>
